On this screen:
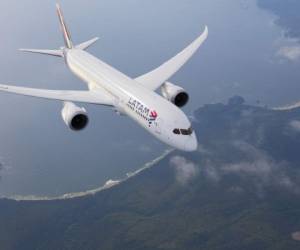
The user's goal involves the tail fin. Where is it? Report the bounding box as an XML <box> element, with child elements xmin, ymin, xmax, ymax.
<box><xmin>56</xmin><ymin>3</ymin><xmax>73</xmax><ymax>49</ymax></box>
<box><xmin>19</xmin><ymin>4</ymin><xmax>99</xmax><ymax>57</ymax></box>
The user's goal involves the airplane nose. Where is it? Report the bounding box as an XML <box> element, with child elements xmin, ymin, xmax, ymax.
<box><xmin>184</xmin><ymin>134</ymin><xmax>198</xmax><ymax>152</ymax></box>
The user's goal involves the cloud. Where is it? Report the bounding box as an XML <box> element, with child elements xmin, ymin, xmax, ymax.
<box><xmin>290</xmin><ymin>120</ymin><xmax>300</xmax><ymax>132</ymax></box>
<box><xmin>292</xmin><ymin>232</ymin><xmax>300</xmax><ymax>241</ymax></box>
<box><xmin>203</xmin><ymin>162</ymin><xmax>221</xmax><ymax>183</ymax></box>
<box><xmin>202</xmin><ymin>141</ymin><xmax>300</xmax><ymax>196</ymax></box>
<box><xmin>277</xmin><ymin>46</ymin><xmax>300</xmax><ymax>61</ymax></box>
<box><xmin>229</xmin><ymin>142</ymin><xmax>300</xmax><ymax>194</ymax></box>
<box><xmin>222</xmin><ymin>158</ymin><xmax>273</xmax><ymax>183</ymax></box>
<box><xmin>198</xmin><ymin>145</ymin><xmax>212</xmax><ymax>155</ymax></box>
<box><xmin>170</xmin><ymin>156</ymin><xmax>199</xmax><ymax>185</ymax></box>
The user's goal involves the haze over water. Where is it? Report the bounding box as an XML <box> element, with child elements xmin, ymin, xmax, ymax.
<box><xmin>0</xmin><ymin>0</ymin><xmax>299</xmax><ymax>197</ymax></box>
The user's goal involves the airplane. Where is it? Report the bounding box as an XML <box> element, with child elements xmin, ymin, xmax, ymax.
<box><xmin>0</xmin><ymin>4</ymin><xmax>208</xmax><ymax>151</ymax></box>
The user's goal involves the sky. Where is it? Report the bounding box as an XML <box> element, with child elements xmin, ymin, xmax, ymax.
<box><xmin>0</xmin><ymin>0</ymin><xmax>299</xmax><ymax>197</ymax></box>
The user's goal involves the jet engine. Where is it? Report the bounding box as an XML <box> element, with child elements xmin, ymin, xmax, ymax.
<box><xmin>161</xmin><ymin>82</ymin><xmax>189</xmax><ymax>108</ymax></box>
<box><xmin>61</xmin><ymin>102</ymin><xmax>89</xmax><ymax>131</ymax></box>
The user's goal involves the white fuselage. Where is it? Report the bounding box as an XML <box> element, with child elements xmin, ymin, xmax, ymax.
<box><xmin>65</xmin><ymin>48</ymin><xmax>198</xmax><ymax>151</ymax></box>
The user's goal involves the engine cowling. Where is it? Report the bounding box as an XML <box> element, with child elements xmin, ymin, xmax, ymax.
<box><xmin>161</xmin><ymin>82</ymin><xmax>189</xmax><ymax>108</ymax></box>
<box><xmin>61</xmin><ymin>102</ymin><xmax>89</xmax><ymax>131</ymax></box>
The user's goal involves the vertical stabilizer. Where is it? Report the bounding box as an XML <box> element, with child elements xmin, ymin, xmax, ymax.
<box><xmin>56</xmin><ymin>3</ymin><xmax>73</xmax><ymax>49</ymax></box>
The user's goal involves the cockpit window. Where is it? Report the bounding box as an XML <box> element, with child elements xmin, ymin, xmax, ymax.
<box><xmin>180</xmin><ymin>127</ymin><xmax>193</xmax><ymax>135</ymax></box>
<box><xmin>173</xmin><ymin>127</ymin><xmax>193</xmax><ymax>135</ymax></box>
<box><xmin>173</xmin><ymin>128</ymin><xmax>180</xmax><ymax>135</ymax></box>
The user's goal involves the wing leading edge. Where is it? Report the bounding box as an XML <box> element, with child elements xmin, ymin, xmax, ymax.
<box><xmin>0</xmin><ymin>84</ymin><xmax>113</xmax><ymax>106</ymax></box>
<box><xmin>135</xmin><ymin>26</ymin><xmax>208</xmax><ymax>91</ymax></box>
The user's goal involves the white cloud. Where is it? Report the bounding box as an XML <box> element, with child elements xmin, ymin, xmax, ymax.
<box><xmin>203</xmin><ymin>163</ymin><xmax>221</xmax><ymax>183</ymax></box>
<box><xmin>222</xmin><ymin>159</ymin><xmax>273</xmax><ymax>183</ymax></box>
<box><xmin>290</xmin><ymin>120</ymin><xmax>300</xmax><ymax>132</ymax></box>
<box><xmin>198</xmin><ymin>145</ymin><xmax>212</xmax><ymax>155</ymax></box>
<box><xmin>202</xmin><ymin>142</ymin><xmax>300</xmax><ymax>196</ymax></box>
<box><xmin>292</xmin><ymin>232</ymin><xmax>300</xmax><ymax>241</ymax></box>
<box><xmin>278</xmin><ymin>175</ymin><xmax>297</xmax><ymax>190</ymax></box>
<box><xmin>170</xmin><ymin>156</ymin><xmax>198</xmax><ymax>185</ymax></box>
<box><xmin>277</xmin><ymin>46</ymin><xmax>300</xmax><ymax>61</ymax></box>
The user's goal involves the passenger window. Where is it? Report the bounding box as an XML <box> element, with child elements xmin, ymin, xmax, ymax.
<box><xmin>173</xmin><ymin>129</ymin><xmax>180</xmax><ymax>135</ymax></box>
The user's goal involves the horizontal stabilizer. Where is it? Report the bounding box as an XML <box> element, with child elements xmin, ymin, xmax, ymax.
<box><xmin>19</xmin><ymin>37</ymin><xmax>99</xmax><ymax>57</ymax></box>
<box><xmin>76</xmin><ymin>37</ymin><xmax>99</xmax><ymax>50</ymax></box>
<box><xmin>19</xmin><ymin>48</ymin><xmax>63</xmax><ymax>57</ymax></box>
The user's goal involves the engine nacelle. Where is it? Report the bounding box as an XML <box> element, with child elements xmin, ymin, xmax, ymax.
<box><xmin>61</xmin><ymin>102</ymin><xmax>89</xmax><ymax>131</ymax></box>
<box><xmin>161</xmin><ymin>82</ymin><xmax>189</xmax><ymax>108</ymax></box>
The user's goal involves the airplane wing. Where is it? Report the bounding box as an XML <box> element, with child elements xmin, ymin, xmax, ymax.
<box><xmin>135</xmin><ymin>26</ymin><xmax>208</xmax><ymax>91</ymax></box>
<box><xmin>0</xmin><ymin>84</ymin><xmax>114</xmax><ymax>106</ymax></box>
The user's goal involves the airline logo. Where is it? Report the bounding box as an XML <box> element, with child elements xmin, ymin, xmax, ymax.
<box><xmin>127</xmin><ymin>98</ymin><xmax>158</xmax><ymax>126</ymax></box>
<box><xmin>149</xmin><ymin>110</ymin><xmax>158</xmax><ymax>126</ymax></box>
<box><xmin>150</xmin><ymin>110</ymin><xmax>158</xmax><ymax>120</ymax></box>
